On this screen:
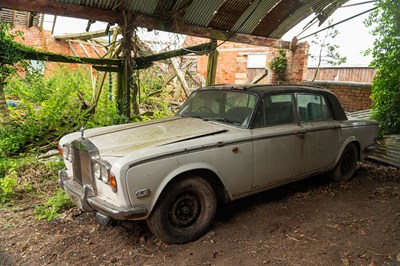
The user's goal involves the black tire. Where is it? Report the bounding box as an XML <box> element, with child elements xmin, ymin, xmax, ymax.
<box><xmin>330</xmin><ymin>143</ymin><xmax>358</xmax><ymax>182</ymax></box>
<box><xmin>147</xmin><ymin>176</ymin><xmax>217</xmax><ymax>244</ymax></box>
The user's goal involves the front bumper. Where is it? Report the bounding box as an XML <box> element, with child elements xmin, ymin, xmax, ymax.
<box><xmin>58</xmin><ymin>169</ymin><xmax>147</xmax><ymax>220</ymax></box>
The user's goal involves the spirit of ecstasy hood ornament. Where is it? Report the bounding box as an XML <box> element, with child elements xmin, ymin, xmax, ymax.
<box><xmin>80</xmin><ymin>127</ymin><xmax>85</xmax><ymax>139</ymax></box>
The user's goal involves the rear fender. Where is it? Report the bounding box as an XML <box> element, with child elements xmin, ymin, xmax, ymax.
<box><xmin>334</xmin><ymin>136</ymin><xmax>359</xmax><ymax>165</ymax></box>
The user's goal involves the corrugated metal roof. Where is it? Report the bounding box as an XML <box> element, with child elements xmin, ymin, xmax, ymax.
<box><xmin>183</xmin><ymin>0</ymin><xmax>225</xmax><ymax>28</ymax></box>
<box><xmin>369</xmin><ymin>135</ymin><xmax>400</xmax><ymax>168</ymax></box>
<box><xmin>346</xmin><ymin>109</ymin><xmax>400</xmax><ymax>168</ymax></box>
<box><xmin>4</xmin><ymin>0</ymin><xmax>350</xmax><ymax>40</ymax></box>
<box><xmin>231</xmin><ymin>0</ymin><xmax>279</xmax><ymax>34</ymax></box>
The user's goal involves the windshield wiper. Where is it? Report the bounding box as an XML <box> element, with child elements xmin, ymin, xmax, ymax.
<box><xmin>178</xmin><ymin>113</ymin><xmax>203</xmax><ymax>119</ymax></box>
<box><xmin>209</xmin><ymin>117</ymin><xmax>241</xmax><ymax>124</ymax></box>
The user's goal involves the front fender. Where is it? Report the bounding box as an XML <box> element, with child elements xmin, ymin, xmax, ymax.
<box><xmin>150</xmin><ymin>161</ymin><xmax>223</xmax><ymax>213</ymax></box>
<box><xmin>125</xmin><ymin>158</ymin><xmax>223</xmax><ymax>219</ymax></box>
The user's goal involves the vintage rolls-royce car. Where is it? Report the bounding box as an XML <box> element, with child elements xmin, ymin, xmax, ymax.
<box><xmin>58</xmin><ymin>84</ymin><xmax>378</xmax><ymax>244</ymax></box>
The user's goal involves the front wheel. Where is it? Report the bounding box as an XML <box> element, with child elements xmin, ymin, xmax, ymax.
<box><xmin>147</xmin><ymin>176</ymin><xmax>217</xmax><ymax>244</ymax></box>
<box><xmin>330</xmin><ymin>143</ymin><xmax>358</xmax><ymax>182</ymax></box>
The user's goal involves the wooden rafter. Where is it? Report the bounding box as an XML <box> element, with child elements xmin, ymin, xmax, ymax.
<box><xmin>0</xmin><ymin>0</ymin><xmax>119</xmax><ymax>23</ymax></box>
<box><xmin>54</xmin><ymin>27</ymin><xmax>118</xmax><ymax>40</ymax></box>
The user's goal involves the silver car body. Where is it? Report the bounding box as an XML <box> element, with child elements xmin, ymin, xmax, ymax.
<box><xmin>58</xmin><ymin>85</ymin><xmax>378</xmax><ymax>222</ymax></box>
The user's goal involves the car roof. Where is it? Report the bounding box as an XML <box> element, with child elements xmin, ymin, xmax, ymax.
<box><xmin>200</xmin><ymin>84</ymin><xmax>331</xmax><ymax>96</ymax></box>
<box><xmin>197</xmin><ymin>84</ymin><xmax>347</xmax><ymax>121</ymax></box>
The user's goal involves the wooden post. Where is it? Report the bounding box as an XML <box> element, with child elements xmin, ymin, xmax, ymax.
<box><xmin>116</xmin><ymin>72</ymin><xmax>124</xmax><ymax>115</ymax></box>
<box><xmin>0</xmin><ymin>85</ymin><xmax>10</xmax><ymax>126</ymax></box>
<box><xmin>206</xmin><ymin>40</ymin><xmax>218</xmax><ymax>87</ymax></box>
<box><xmin>120</xmin><ymin>11</ymin><xmax>140</xmax><ymax>117</ymax></box>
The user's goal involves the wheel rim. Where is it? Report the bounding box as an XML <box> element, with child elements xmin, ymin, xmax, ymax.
<box><xmin>169</xmin><ymin>193</ymin><xmax>201</xmax><ymax>228</ymax></box>
<box><xmin>341</xmin><ymin>150</ymin><xmax>354</xmax><ymax>174</ymax></box>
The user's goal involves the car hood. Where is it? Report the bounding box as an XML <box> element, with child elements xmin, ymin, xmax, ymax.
<box><xmin>79</xmin><ymin>117</ymin><xmax>229</xmax><ymax>157</ymax></box>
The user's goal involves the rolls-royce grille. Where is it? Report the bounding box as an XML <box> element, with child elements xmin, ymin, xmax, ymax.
<box><xmin>71</xmin><ymin>139</ymin><xmax>99</xmax><ymax>186</ymax></box>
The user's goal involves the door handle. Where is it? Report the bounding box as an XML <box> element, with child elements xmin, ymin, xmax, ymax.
<box><xmin>294</xmin><ymin>130</ymin><xmax>306</xmax><ymax>138</ymax></box>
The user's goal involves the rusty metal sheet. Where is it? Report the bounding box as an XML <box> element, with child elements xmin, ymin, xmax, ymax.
<box><xmin>231</xmin><ymin>0</ymin><xmax>279</xmax><ymax>34</ymax></box>
<box><xmin>251</xmin><ymin>0</ymin><xmax>303</xmax><ymax>37</ymax></box>
<box><xmin>271</xmin><ymin>0</ymin><xmax>348</xmax><ymax>38</ymax></box>
<box><xmin>369</xmin><ymin>135</ymin><xmax>400</xmax><ymax>168</ymax></box>
<box><xmin>208</xmin><ymin>0</ymin><xmax>253</xmax><ymax>31</ymax></box>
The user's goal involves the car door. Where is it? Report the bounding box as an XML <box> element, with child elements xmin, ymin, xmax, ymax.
<box><xmin>296</xmin><ymin>93</ymin><xmax>340</xmax><ymax>173</ymax></box>
<box><xmin>251</xmin><ymin>93</ymin><xmax>306</xmax><ymax>189</ymax></box>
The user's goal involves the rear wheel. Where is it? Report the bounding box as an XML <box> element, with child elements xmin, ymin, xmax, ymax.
<box><xmin>330</xmin><ymin>143</ymin><xmax>358</xmax><ymax>182</ymax></box>
<box><xmin>147</xmin><ymin>176</ymin><xmax>217</xmax><ymax>244</ymax></box>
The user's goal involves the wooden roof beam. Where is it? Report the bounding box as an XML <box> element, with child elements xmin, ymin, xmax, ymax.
<box><xmin>0</xmin><ymin>0</ymin><xmax>119</xmax><ymax>23</ymax></box>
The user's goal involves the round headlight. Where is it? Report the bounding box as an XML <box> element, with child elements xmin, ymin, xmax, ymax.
<box><xmin>94</xmin><ymin>162</ymin><xmax>101</xmax><ymax>180</ymax></box>
<box><xmin>100</xmin><ymin>164</ymin><xmax>109</xmax><ymax>183</ymax></box>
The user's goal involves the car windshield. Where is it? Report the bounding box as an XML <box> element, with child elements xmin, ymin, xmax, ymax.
<box><xmin>177</xmin><ymin>90</ymin><xmax>257</xmax><ymax>128</ymax></box>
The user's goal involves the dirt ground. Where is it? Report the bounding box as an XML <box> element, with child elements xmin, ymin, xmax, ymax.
<box><xmin>1</xmin><ymin>160</ymin><xmax>399</xmax><ymax>266</ymax></box>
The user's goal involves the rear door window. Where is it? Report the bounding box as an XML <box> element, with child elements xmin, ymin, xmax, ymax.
<box><xmin>297</xmin><ymin>94</ymin><xmax>332</xmax><ymax>122</ymax></box>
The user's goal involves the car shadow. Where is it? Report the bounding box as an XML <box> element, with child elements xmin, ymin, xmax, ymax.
<box><xmin>214</xmin><ymin>173</ymin><xmax>332</xmax><ymax>224</ymax></box>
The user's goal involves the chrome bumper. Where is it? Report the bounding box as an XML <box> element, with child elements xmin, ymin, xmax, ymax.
<box><xmin>365</xmin><ymin>142</ymin><xmax>378</xmax><ymax>155</ymax></box>
<box><xmin>58</xmin><ymin>169</ymin><xmax>147</xmax><ymax>220</ymax></box>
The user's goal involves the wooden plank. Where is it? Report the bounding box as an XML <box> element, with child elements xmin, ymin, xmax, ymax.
<box><xmin>78</xmin><ymin>41</ymin><xmax>90</xmax><ymax>57</ymax></box>
<box><xmin>134</xmin><ymin>42</ymin><xmax>214</xmax><ymax>68</ymax></box>
<box><xmin>68</xmin><ymin>39</ymin><xmax>107</xmax><ymax>49</ymax></box>
<box><xmin>87</xmin><ymin>40</ymin><xmax>102</xmax><ymax>58</ymax></box>
<box><xmin>206</xmin><ymin>41</ymin><xmax>218</xmax><ymax>86</ymax></box>
<box><xmin>0</xmin><ymin>0</ymin><xmax>119</xmax><ymax>23</ymax></box>
<box><xmin>54</xmin><ymin>27</ymin><xmax>118</xmax><ymax>40</ymax></box>
<box><xmin>171</xmin><ymin>57</ymin><xmax>190</xmax><ymax>98</ymax></box>
<box><xmin>92</xmin><ymin>65</ymin><xmax>123</xmax><ymax>72</ymax></box>
<box><xmin>250</xmin><ymin>69</ymin><xmax>268</xmax><ymax>84</ymax></box>
<box><xmin>18</xmin><ymin>45</ymin><xmax>122</xmax><ymax>66</ymax></box>
<box><xmin>67</xmin><ymin>41</ymin><xmax>79</xmax><ymax>57</ymax></box>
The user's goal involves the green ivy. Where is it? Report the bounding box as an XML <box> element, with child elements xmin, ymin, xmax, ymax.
<box><xmin>269</xmin><ymin>49</ymin><xmax>288</xmax><ymax>82</ymax></box>
<box><xmin>0</xmin><ymin>22</ymin><xmax>29</xmax><ymax>86</ymax></box>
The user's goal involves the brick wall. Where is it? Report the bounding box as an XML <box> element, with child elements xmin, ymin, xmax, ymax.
<box><xmin>185</xmin><ymin>36</ymin><xmax>309</xmax><ymax>85</ymax></box>
<box><xmin>307</xmin><ymin>81</ymin><xmax>372</xmax><ymax>112</ymax></box>
<box><xmin>11</xmin><ymin>25</ymin><xmax>102</xmax><ymax>75</ymax></box>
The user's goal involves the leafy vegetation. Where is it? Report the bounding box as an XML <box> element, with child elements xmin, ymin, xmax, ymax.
<box><xmin>365</xmin><ymin>0</ymin><xmax>400</xmax><ymax>135</ymax></box>
<box><xmin>0</xmin><ymin>64</ymin><xmax>173</xmax><ymax>158</ymax></box>
<box><xmin>0</xmin><ymin>156</ymin><xmax>63</xmax><ymax>203</ymax></box>
<box><xmin>0</xmin><ymin>22</ymin><xmax>28</xmax><ymax>87</ymax></box>
<box><xmin>269</xmin><ymin>49</ymin><xmax>288</xmax><ymax>83</ymax></box>
<box><xmin>34</xmin><ymin>188</ymin><xmax>74</xmax><ymax>221</ymax></box>
<box><xmin>0</xmin><ymin>22</ymin><xmax>174</xmax><ymax>222</ymax></box>
<box><xmin>0</xmin><ymin>65</ymin><xmax>172</xmax><ymax>217</ymax></box>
